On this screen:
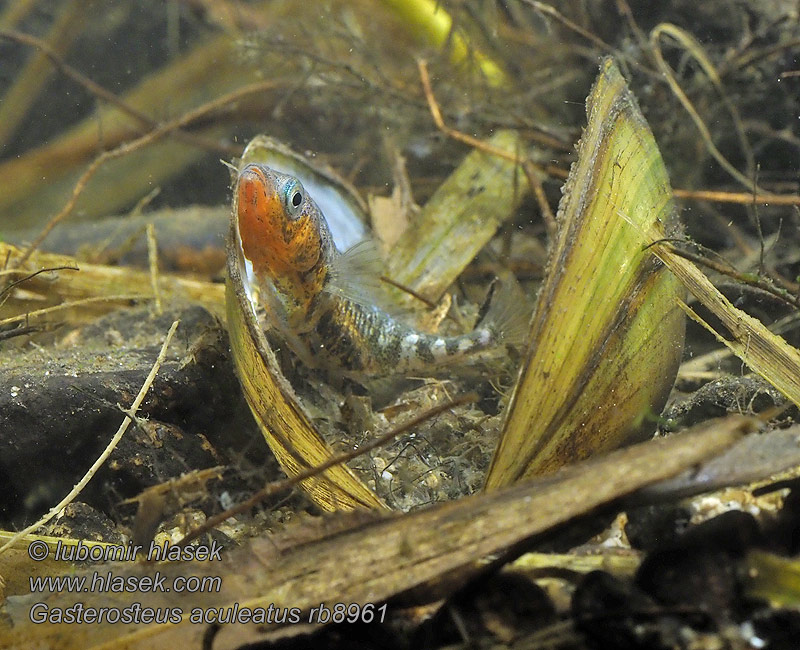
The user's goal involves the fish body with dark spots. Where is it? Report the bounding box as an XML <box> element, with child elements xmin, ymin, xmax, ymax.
<box><xmin>234</xmin><ymin>162</ymin><xmax>527</xmax><ymax>378</ymax></box>
<box><xmin>309</xmin><ymin>296</ymin><xmax>502</xmax><ymax>376</ymax></box>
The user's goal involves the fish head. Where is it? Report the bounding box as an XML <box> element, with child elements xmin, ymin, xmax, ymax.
<box><xmin>236</xmin><ymin>163</ymin><xmax>325</xmax><ymax>276</ymax></box>
<box><xmin>235</xmin><ymin>163</ymin><xmax>334</xmax><ymax>322</ymax></box>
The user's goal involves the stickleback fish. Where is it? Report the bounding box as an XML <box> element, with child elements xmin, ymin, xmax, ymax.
<box><xmin>234</xmin><ymin>162</ymin><xmax>526</xmax><ymax>378</ymax></box>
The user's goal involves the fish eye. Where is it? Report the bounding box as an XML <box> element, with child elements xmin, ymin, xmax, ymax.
<box><xmin>283</xmin><ymin>178</ymin><xmax>305</xmax><ymax>217</ymax></box>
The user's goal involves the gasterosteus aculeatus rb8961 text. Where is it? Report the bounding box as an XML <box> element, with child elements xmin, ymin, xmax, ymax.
<box><xmin>233</xmin><ymin>163</ymin><xmax>526</xmax><ymax>378</ymax></box>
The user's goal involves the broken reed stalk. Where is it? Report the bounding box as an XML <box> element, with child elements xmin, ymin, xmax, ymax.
<box><xmin>0</xmin><ymin>295</ymin><xmax>146</xmax><ymax>328</ymax></box>
<box><xmin>0</xmin><ymin>319</ymin><xmax>180</xmax><ymax>555</ymax></box>
<box><xmin>665</xmin><ymin>245</ymin><xmax>800</xmax><ymax>310</ymax></box>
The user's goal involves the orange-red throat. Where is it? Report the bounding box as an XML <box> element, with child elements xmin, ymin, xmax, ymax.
<box><xmin>236</xmin><ymin>163</ymin><xmax>326</xmax><ymax>318</ymax></box>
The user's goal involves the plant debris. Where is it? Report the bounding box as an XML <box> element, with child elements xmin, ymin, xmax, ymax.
<box><xmin>2</xmin><ymin>1</ymin><xmax>800</xmax><ymax>648</ymax></box>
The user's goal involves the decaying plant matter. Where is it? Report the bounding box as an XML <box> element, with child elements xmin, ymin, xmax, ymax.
<box><xmin>3</xmin><ymin>1</ymin><xmax>800</xmax><ymax>648</ymax></box>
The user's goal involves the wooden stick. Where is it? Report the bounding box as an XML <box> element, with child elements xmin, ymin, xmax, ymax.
<box><xmin>0</xmin><ymin>319</ymin><xmax>180</xmax><ymax>554</ymax></box>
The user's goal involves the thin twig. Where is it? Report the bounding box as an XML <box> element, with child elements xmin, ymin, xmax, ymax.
<box><xmin>89</xmin><ymin>222</ymin><xmax>149</xmax><ymax>265</ymax></box>
<box><xmin>147</xmin><ymin>223</ymin><xmax>162</xmax><ymax>315</ymax></box>
<box><xmin>0</xmin><ymin>4</ymin><xmax>86</xmax><ymax>147</ymax></box>
<box><xmin>14</xmin><ymin>80</ymin><xmax>280</xmax><ymax>268</ymax></box>
<box><xmin>729</xmin><ymin>38</ymin><xmax>800</xmax><ymax>74</ymax></box>
<box><xmin>0</xmin><ymin>320</ymin><xmax>180</xmax><ymax>555</ymax></box>
<box><xmin>0</xmin><ymin>295</ymin><xmax>145</xmax><ymax>328</ymax></box>
<box><xmin>666</xmin><ymin>246</ymin><xmax>800</xmax><ymax>310</ymax></box>
<box><xmin>752</xmin><ymin>167</ymin><xmax>765</xmax><ymax>275</ymax></box>
<box><xmin>614</xmin><ymin>0</ymin><xmax>650</xmax><ymax>60</ymax></box>
<box><xmin>418</xmin><ymin>60</ymin><xmax>518</xmax><ymax>162</ymax></box>
<box><xmin>520</xmin><ymin>0</ymin><xmax>655</xmax><ymax>78</ymax></box>
<box><xmin>380</xmin><ymin>275</ymin><xmax>437</xmax><ymax>308</ymax></box>
<box><xmin>0</xmin><ymin>28</ymin><xmax>239</xmax><ymax>157</ymax></box>
<box><xmin>523</xmin><ymin>1</ymin><xmax>615</xmax><ymax>57</ymax></box>
<box><xmin>650</xmin><ymin>23</ymin><xmax>763</xmax><ymax>194</ymax></box>
<box><xmin>175</xmin><ymin>391</ymin><xmax>479</xmax><ymax>548</ymax></box>
<box><xmin>522</xmin><ymin>160</ymin><xmax>557</xmax><ymax>237</ymax></box>
<box><xmin>417</xmin><ymin>59</ymin><xmax>567</xmax><ymax>182</ymax></box>
<box><xmin>0</xmin><ymin>265</ymin><xmax>78</xmax><ymax>299</ymax></box>
<box><xmin>418</xmin><ymin>60</ymin><xmax>562</xmax><ymax>232</ymax></box>
<box><xmin>673</xmin><ymin>188</ymin><xmax>800</xmax><ymax>206</ymax></box>
<box><xmin>0</xmin><ymin>325</ymin><xmax>41</xmax><ymax>341</ymax></box>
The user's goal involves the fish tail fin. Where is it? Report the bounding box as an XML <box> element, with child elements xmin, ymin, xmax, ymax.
<box><xmin>477</xmin><ymin>273</ymin><xmax>531</xmax><ymax>349</ymax></box>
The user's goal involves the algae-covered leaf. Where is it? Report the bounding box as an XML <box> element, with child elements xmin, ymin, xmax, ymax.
<box><xmin>486</xmin><ymin>59</ymin><xmax>686</xmax><ymax>487</ymax></box>
<box><xmin>386</xmin><ymin>130</ymin><xmax>526</xmax><ymax>304</ymax></box>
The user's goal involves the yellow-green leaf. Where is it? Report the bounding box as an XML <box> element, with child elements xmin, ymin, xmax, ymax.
<box><xmin>486</xmin><ymin>58</ymin><xmax>686</xmax><ymax>487</ymax></box>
